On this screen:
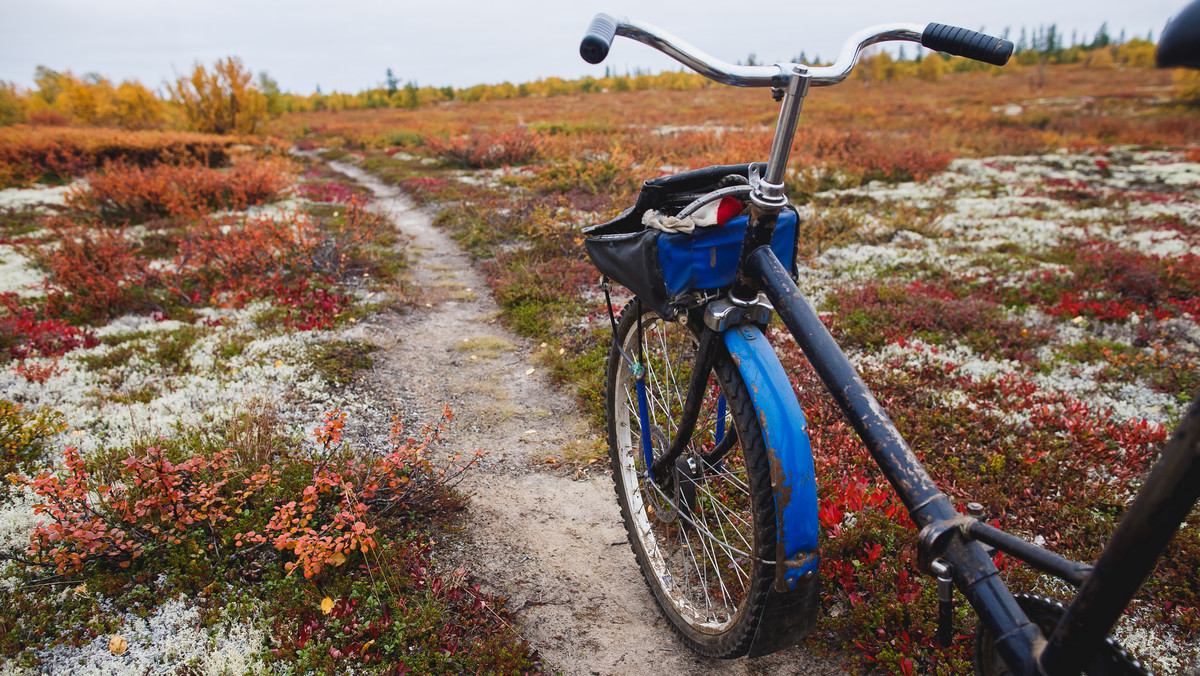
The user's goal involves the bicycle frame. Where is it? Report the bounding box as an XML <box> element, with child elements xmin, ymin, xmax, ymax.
<box><xmin>582</xmin><ymin>14</ymin><xmax>1200</xmax><ymax>674</ymax></box>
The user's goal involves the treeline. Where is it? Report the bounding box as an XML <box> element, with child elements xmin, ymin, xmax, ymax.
<box><xmin>0</xmin><ymin>57</ymin><xmax>273</xmax><ymax>134</ymax></box>
<box><xmin>854</xmin><ymin>37</ymin><xmax>1157</xmax><ymax>84</ymax></box>
<box><xmin>0</xmin><ymin>26</ymin><xmax>1179</xmax><ymax>133</ymax></box>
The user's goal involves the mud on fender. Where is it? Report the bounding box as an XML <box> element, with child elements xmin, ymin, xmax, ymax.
<box><xmin>747</xmin><ymin>572</ymin><xmax>821</xmax><ymax>657</ymax></box>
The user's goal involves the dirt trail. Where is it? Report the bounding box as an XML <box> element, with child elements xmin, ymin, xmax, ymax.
<box><xmin>330</xmin><ymin>161</ymin><xmax>846</xmax><ymax>675</ymax></box>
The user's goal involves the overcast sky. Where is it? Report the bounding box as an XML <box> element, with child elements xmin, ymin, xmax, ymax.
<box><xmin>0</xmin><ymin>0</ymin><xmax>1183</xmax><ymax>95</ymax></box>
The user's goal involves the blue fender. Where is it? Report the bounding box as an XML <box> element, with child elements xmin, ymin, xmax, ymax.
<box><xmin>723</xmin><ymin>324</ymin><xmax>819</xmax><ymax>591</ymax></box>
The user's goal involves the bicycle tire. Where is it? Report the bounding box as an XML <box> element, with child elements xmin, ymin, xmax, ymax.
<box><xmin>605</xmin><ymin>299</ymin><xmax>778</xmax><ymax>658</ymax></box>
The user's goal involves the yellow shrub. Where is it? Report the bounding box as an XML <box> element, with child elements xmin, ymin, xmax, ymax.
<box><xmin>0</xmin><ymin>82</ymin><xmax>23</xmax><ymax>126</ymax></box>
<box><xmin>113</xmin><ymin>81</ymin><xmax>165</xmax><ymax>130</ymax></box>
<box><xmin>1117</xmin><ymin>39</ymin><xmax>1156</xmax><ymax>68</ymax></box>
<box><xmin>919</xmin><ymin>54</ymin><xmax>946</xmax><ymax>81</ymax></box>
<box><xmin>60</xmin><ymin>75</ymin><xmax>117</xmax><ymax>125</ymax></box>
<box><xmin>168</xmin><ymin>56</ymin><xmax>267</xmax><ymax>134</ymax></box>
<box><xmin>1175</xmin><ymin>69</ymin><xmax>1200</xmax><ymax>102</ymax></box>
<box><xmin>1085</xmin><ymin>48</ymin><xmax>1115</xmax><ymax>69</ymax></box>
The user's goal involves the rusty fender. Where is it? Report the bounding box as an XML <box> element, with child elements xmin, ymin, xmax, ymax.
<box><xmin>722</xmin><ymin>324</ymin><xmax>819</xmax><ymax>591</ymax></box>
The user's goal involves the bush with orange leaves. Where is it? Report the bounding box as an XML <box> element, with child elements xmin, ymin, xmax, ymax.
<box><xmin>66</xmin><ymin>156</ymin><xmax>296</xmax><ymax>222</ymax></box>
<box><xmin>0</xmin><ymin>126</ymin><xmax>244</xmax><ymax>188</ymax></box>
<box><xmin>24</xmin><ymin>195</ymin><xmax>387</xmax><ymax>328</ymax></box>
<box><xmin>13</xmin><ymin>407</ymin><xmax>478</xmax><ymax>578</ymax></box>
<box><xmin>423</xmin><ymin>128</ymin><xmax>541</xmax><ymax>169</ymax></box>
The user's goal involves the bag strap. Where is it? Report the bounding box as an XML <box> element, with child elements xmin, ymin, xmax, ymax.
<box><xmin>602</xmin><ymin>276</ymin><xmax>643</xmax><ymax>377</ymax></box>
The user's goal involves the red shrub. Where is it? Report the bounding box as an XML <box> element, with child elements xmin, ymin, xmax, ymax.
<box><xmin>170</xmin><ymin>212</ymin><xmax>318</xmax><ymax>304</ymax></box>
<box><xmin>34</xmin><ymin>222</ymin><xmax>155</xmax><ymax>322</ymax></box>
<box><xmin>0</xmin><ymin>293</ymin><xmax>98</xmax><ymax>360</ymax></box>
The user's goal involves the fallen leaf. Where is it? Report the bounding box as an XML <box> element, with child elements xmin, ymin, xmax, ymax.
<box><xmin>525</xmin><ymin>368</ymin><xmax>535</xmax><ymax>375</ymax></box>
<box><xmin>545</xmin><ymin>458</ymin><xmax>557</xmax><ymax>463</ymax></box>
<box><xmin>108</xmin><ymin>634</ymin><xmax>127</xmax><ymax>656</ymax></box>
<box><xmin>329</xmin><ymin>551</ymin><xmax>347</xmax><ymax>567</ymax></box>
<box><xmin>274</xmin><ymin>360</ymin><xmax>284</xmax><ymax>367</ymax></box>
<box><xmin>321</xmin><ymin>597</ymin><xmax>335</xmax><ymax>614</ymax></box>
<box><xmin>558</xmin><ymin>347</ymin><xmax>565</xmax><ymax>355</ymax></box>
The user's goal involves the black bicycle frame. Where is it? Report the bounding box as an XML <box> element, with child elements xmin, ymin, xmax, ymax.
<box><xmin>729</xmin><ymin>207</ymin><xmax>1200</xmax><ymax>675</ymax></box>
<box><xmin>580</xmin><ymin>15</ymin><xmax>1200</xmax><ymax>672</ymax></box>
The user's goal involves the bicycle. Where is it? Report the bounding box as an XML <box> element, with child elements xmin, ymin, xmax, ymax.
<box><xmin>578</xmin><ymin>6</ymin><xmax>1200</xmax><ymax>675</ymax></box>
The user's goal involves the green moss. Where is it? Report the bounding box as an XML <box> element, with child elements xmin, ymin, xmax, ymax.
<box><xmin>215</xmin><ymin>331</ymin><xmax>254</xmax><ymax>361</ymax></box>
<box><xmin>154</xmin><ymin>325</ymin><xmax>204</xmax><ymax>372</ymax></box>
<box><xmin>310</xmin><ymin>339</ymin><xmax>378</xmax><ymax>387</ymax></box>
<box><xmin>79</xmin><ymin>343</ymin><xmax>141</xmax><ymax>371</ymax></box>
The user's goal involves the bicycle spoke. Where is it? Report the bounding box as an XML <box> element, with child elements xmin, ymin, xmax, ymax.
<box><xmin>609</xmin><ymin>304</ymin><xmax>774</xmax><ymax>642</ymax></box>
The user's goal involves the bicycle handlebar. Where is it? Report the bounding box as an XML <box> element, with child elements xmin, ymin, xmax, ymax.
<box><xmin>921</xmin><ymin>23</ymin><xmax>1014</xmax><ymax>66</ymax></box>
<box><xmin>580</xmin><ymin>14</ymin><xmax>1014</xmax><ymax>87</ymax></box>
<box><xmin>582</xmin><ymin>14</ymin><xmax>790</xmax><ymax>87</ymax></box>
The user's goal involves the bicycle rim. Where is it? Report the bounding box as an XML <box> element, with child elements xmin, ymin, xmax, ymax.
<box><xmin>606</xmin><ymin>300</ymin><xmax>776</xmax><ymax>656</ymax></box>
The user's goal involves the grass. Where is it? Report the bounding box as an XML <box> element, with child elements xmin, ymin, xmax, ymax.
<box><xmin>454</xmin><ymin>335</ymin><xmax>515</xmax><ymax>360</ymax></box>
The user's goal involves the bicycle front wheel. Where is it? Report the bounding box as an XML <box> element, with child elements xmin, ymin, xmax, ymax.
<box><xmin>606</xmin><ymin>299</ymin><xmax>778</xmax><ymax>658</ymax></box>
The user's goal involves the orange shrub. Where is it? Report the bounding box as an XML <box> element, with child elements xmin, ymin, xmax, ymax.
<box><xmin>0</xmin><ymin>126</ymin><xmax>243</xmax><ymax>187</ymax></box>
<box><xmin>68</xmin><ymin>156</ymin><xmax>295</xmax><ymax>222</ymax></box>
<box><xmin>423</xmin><ymin>128</ymin><xmax>540</xmax><ymax>168</ymax></box>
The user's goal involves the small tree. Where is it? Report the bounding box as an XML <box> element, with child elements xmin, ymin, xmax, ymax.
<box><xmin>918</xmin><ymin>53</ymin><xmax>946</xmax><ymax>82</ymax></box>
<box><xmin>258</xmin><ymin>72</ymin><xmax>284</xmax><ymax>117</ymax></box>
<box><xmin>113</xmin><ymin>80</ymin><xmax>165</xmax><ymax>129</ymax></box>
<box><xmin>0</xmin><ymin>82</ymin><xmax>24</xmax><ymax>126</ymax></box>
<box><xmin>168</xmin><ymin>57</ymin><xmax>267</xmax><ymax>134</ymax></box>
<box><xmin>401</xmin><ymin>81</ymin><xmax>419</xmax><ymax>110</ymax></box>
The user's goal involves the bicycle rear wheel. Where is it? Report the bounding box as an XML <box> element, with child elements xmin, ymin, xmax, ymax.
<box><xmin>605</xmin><ymin>299</ymin><xmax>778</xmax><ymax>658</ymax></box>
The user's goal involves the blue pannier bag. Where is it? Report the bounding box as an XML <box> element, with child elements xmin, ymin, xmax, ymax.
<box><xmin>583</xmin><ymin>162</ymin><xmax>799</xmax><ymax>319</ymax></box>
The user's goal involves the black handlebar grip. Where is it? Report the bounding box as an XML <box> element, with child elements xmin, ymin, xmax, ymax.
<box><xmin>581</xmin><ymin>13</ymin><xmax>618</xmax><ymax>64</ymax></box>
<box><xmin>922</xmin><ymin>23</ymin><xmax>1014</xmax><ymax>66</ymax></box>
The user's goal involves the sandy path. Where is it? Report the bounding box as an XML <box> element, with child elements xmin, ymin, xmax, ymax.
<box><xmin>330</xmin><ymin>161</ymin><xmax>846</xmax><ymax>675</ymax></box>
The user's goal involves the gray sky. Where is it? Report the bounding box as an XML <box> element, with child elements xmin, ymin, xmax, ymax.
<box><xmin>0</xmin><ymin>0</ymin><xmax>1182</xmax><ymax>95</ymax></box>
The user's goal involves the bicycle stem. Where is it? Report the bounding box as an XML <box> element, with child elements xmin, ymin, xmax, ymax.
<box><xmin>764</xmin><ymin>67</ymin><xmax>810</xmax><ymax>190</ymax></box>
<box><xmin>730</xmin><ymin>69</ymin><xmax>810</xmax><ymax>303</ymax></box>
